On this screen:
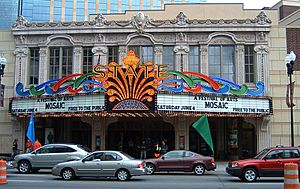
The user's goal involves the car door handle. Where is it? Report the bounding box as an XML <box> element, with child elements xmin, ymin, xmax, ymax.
<box><xmin>277</xmin><ymin>160</ymin><xmax>283</xmax><ymax>163</ymax></box>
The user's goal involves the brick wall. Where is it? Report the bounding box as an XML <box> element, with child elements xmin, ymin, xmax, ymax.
<box><xmin>287</xmin><ymin>28</ymin><xmax>300</xmax><ymax>71</ymax></box>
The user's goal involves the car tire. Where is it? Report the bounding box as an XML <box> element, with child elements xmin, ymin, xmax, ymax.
<box><xmin>242</xmin><ymin>168</ymin><xmax>258</xmax><ymax>182</ymax></box>
<box><xmin>61</xmin><ymin>168</ymin><xmax>75</xmax><ymax>180</ymax></box>
<box><xmin>194</xmin><ymin>164</ymin><xmax>206</xmax><ymax>175</ymax></box>
<box><xmin>116</xmin><ymin>169</ymin><xmax>130</xmax><ymax>181</ymax></box>
<box><xmin>146</xmin><ymin>163</ymin><xmax>155</xmax><ymax>175</ymax></box>
<box><xmin>17</xmin><ymin>160</ymin><xmax>32</xmax><ymax>174</ymax></box>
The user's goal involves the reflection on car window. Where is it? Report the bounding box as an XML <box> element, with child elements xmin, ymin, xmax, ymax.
<box><xmin>164</xmin><ymin>151</ymin><xmax>184</xmax><ymax>159</ymax></box>
<box><xmin>254</xmin><ymin>148</ymin><xmax>269</xmax><ymax>159</ymax></box>
<box><xmin>282</xmin><ymin>150</ymin><xmax>300</xmax><ymax>159</ymax></box>
<box><xmin>265</xmin><ymin>150</ymin><xmax>284</xmax><ymax>159</ymax></box>
<box><xmin>184</xmin><ymin>152</ymin><xmax>193</xmax><ymax>157</ymax></box>
<box><xmin>36</xmin><ymin>146</ymin><xmax>55</xmax><ymax>154</ymax></box>
<box><xmin>102</xmin><ymin>152</ymin><xmax>118</xmax><ymax>161</ymax></box>
<box><xmin>84</xmin><ymin>152</ymin><xmax>103</xmax><ymax>161</ymax></box>
<box><xmin>55</xmin><ymin>146</ymin><xmax>76</xmax><ymax>153</ymax></box>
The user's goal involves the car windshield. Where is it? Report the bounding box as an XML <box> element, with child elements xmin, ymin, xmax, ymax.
<box><xmin>120</xmin><ymin>152</ymin><xmax>135</xmax><ymax>160</ymax></box>
<box><xmin>253</xmin><ymin>148</ymin><xmax>270</xmax><ymax>159</ymax></box>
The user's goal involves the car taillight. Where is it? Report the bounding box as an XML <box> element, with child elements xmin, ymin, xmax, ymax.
<box><xmin>137</xmin><ymin>163</ymin><xmax>145</xmax><ymax>168</ymax></box>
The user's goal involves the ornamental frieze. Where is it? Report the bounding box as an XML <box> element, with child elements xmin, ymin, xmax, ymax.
<box><xmin>12</xmin><ymin>11</ymin><xmax>272</xmax><ymax>33</ymax></box>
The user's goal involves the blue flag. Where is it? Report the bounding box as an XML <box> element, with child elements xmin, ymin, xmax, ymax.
<box><xmin>26</xmin><ymin>113</ymin><xmax>35</xmax><ymax>144</ymax></box>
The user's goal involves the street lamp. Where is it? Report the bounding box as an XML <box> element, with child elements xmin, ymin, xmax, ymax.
<box><xmin>0</xmin><ymin>56</ymin><xmax>7</xmax><ymax>107</ymax></box>
<box><xmin>285</xmin><ymin>51</ymin><xmax>296</xmax><ymax>147</ymax></box>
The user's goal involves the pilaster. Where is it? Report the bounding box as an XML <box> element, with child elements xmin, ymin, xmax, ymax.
<box><xmin>154</xmin><ymin>46</ymin><xmax>163</xmax><ymax>64</ymax></box>
<box><xmin>254</xmin><ymin>45</ymin><xmax>269</xmax><ymax>94</ymax></box>
<box><xmin>236</xmin><ymin>45</ymin><xmax>245</xmax><ymax>84</ymax></box>
<box><xmin>92</xmin><ymin>46</ymin><xmax>108</xmax><ymax>66</ymax></box>
<box><xmin>14</xmin><ymin>47</ymin><xmax>29</xmax><ymax>86</ymax></box>
<box><xmin>73</xmin><ymin>46</ymin><xmax>83</xmax><ymax>73</ymax></box>
<box><xmin>38</xmin><ymin>47</ymin><xmax>48</xmax><ymax>83</ymax></box>
<box><xmin>174</xmin><ymin>45</ymin><xmax>189</xmax><ymax>72</ymax></box>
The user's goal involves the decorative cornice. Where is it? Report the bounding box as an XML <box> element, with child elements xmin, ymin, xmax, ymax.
<box><xmin>12</xmin><ymin>11</ymin><xmax>272</xmax><ymax>31</ymax></box>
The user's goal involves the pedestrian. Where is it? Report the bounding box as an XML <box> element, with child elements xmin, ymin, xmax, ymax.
<box><xmin>154</xmin><ymin>143</ymin><xmax>161</xmax><ymax>157</ymax></box>
<box><xmin>34</xmin><ymin>139</ymin><xmax>42</xmax><ymax>150</ymax></box>
<box><xmin>160</xmin><ymin>140</ymin><xmax>168</xmax><ymax>155</ymax></box>
<box><xmin>25</xmin><ymin>139</ymin><xmax>33</xmax><ymax>153</ymax></box>
<box><xmin>47</xmin><ymin>132</ymin><xmax>54</xmax><ymax>144</ymax></box>
<box><xmin>138</xmin><ymin>140</ymin><xmax>147</xmax><ymax>159</ymax></box>
<box><xmin>12</xmin><ymin>139</ymin><xmax>19</xmax><ymax>159</ymax></box>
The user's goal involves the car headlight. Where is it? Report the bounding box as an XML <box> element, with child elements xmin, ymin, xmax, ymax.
<box><xmin>231</xmin><ymin>162</ymin><xmax>239</xmax><ymax>168</ymax></box>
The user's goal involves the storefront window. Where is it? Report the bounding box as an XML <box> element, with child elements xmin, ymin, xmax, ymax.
<box><xmin>29</xmin><ymin>48</ymin><xmax>40</xmax><ymax>85</ymax></box>
<box><xmin>208</xmin><ymin>45</ymin><xmax>235</xmax><ymax>82</ymax></box>
<box><xmin>49</xmin><ymin>47</ymin><xmax>73</xmax><ymax>80</ymax></box>
<box><xmin>83</xmin><ymin>47</ymin><xmax>93</xmax><ymax>74</ymax></box>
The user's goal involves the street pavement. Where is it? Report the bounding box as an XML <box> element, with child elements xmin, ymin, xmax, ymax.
<box><xmin>0</xmin><ymin>162</ymin><xmax>285</xmax><ymax>189</ymax></box>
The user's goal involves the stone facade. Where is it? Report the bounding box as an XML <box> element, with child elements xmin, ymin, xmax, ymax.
<box><xmin>0</xmin><ymin>3</ymin><xmax>289</xmax><ymax>156</ymax></box>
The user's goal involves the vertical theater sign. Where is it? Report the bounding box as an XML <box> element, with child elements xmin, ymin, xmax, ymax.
<box><xmin>10</xmin><ymin>50</ymin><xmax>272</xmax><ymax>117</ymax></box>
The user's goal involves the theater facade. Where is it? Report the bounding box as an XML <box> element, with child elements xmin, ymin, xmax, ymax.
<box><xmin>10</xmin><ymin>4</ymin><xmax>277</xmax><ymax>160</ymax></box>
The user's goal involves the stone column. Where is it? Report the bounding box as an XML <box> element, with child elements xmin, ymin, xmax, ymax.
<box><xmin>236</xmin><ymin>45</ymin><xmax>245</xmax><ymax>84</ymax></box>
<box><xmin>92</xmin><ymin>46</ymin><xmax>108</xmax><ymax>66</ymax></box>
<box><xmin>118</xmin><ymin>46</ymin><xmax>127</xmax><ymax>65</ymax></box>
<box><xmin>200</xmin><ymin>45</ymin><xmax>208</xmax><ymax>75</ymax></box>
<box><xmin>14</xmin><ymin>47</ymin><xmax>29</xmax><ymax>88</ymax></box>
<box><xmin>73</xmin><ymin>46</ymin><xmax>83</xmax><ymax>74</ymax></box>
<box><xmin>258</xmin><ymin>117</ymin><xmax>271</xmax><ymax>151</ymax></box>
<box><xmin>38</xmin><ymin>47</ymin><xmax>48</xmax><ymax>83</ymax></box>
<box><xmin>154</xmin><ymin>46</ymin><xmax>163</xmax><ymax>65</ymax></box>
<box><xmin>174</xmin><ymin>45</ymin><xmax>189</xmax><ymax>72</ymax></box>
<box><xmin>254</xmin><ymin>45</ymin><xmax>269</xmax><ymax>95</ymax></box>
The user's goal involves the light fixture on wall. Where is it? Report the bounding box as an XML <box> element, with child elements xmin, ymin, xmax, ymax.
<box><xmin>285</xmin><ymin>51</ymin><xmax>296</xmax><ymax>147</ymax></box>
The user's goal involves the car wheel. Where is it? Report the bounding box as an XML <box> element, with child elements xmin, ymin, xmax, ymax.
<box><xmin>117</xmin><ymin>169</ymin><xmax>130</xmax><ymax>181</ymax></box>
<box><xmin>18</xmin><ymin>160</ymin><xmax>31</xmax><ymax>174</ymax></box>
<box><xmin>194</xmin><ymin>164</ymin><xmax>206</xmax><ymax>175</ymax></box>
<box><xmin>61</xmin><ymin>168</ymin><xmax>75</xmax><ymax>180</ymax></box>
<box><xmin>242</xmin><ymin>168</ymin><xmax>257</xmax><ymax>182</ymax></box>
<box><xmin>146</xmin><ymin>163</ymin><xmax>155</xmax><ymax>175</ymax></box>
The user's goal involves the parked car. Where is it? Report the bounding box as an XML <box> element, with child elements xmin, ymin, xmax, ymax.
<box><xmin>13</xmin><ymin>144</ymin><xmax>88</xmax><ymax>173</ymax></box>
<box><xmin>145</xmin><ymin>150</ymin><xmax>216</xmax><ymax>175</ymax></box>
<box><xmin>226</xmin><ymin>146</ymin><xmax>300</xmax><ymax>182</ymax></box>
<box><xmin>52</xmin><ymin>151</ymin><xmax>146</xmax><ymax>181</ymax></box>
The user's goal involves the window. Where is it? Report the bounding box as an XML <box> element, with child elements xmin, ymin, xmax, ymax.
<box><xmin>36</xmin><ymin>146</ymin><xmax>55</xmax><ymax>154</ymax></box>
<box><xmin>29</xmin><ymin>48</ymin><xmax>39</xmax><ymax>85</ymax></box>
<box><xmin>208</xmin><ymin>45</ymin><xmax>235</xmax><ymax>81</ymax></box>
<box><xmin>164</xmin><ymin>151</ymin><xmax>184</xmax><ymax>159</ymax></box>
<box><xmin>184</xmin><ymin>151</ymin><xmax>194</xmax><ymax>157</ymax></box>
<box><xmin>102</xmin><ymin>152</ymin><xmax>121</xmax><ymax>161</ymax></box>
<box><xmin>54</xmin><ymin>146</ymin><xmax>76</xmax><ymax>153</ymax></box>
<box><xmin>163</xmin><ymin>46</ymin><xmax>174</xmax><ymax>70</ymax></box>
<box><xmin>245</xmin><ymin>46</ymin><xmax>255</xmax><ymax>83</ymax></box>
<box><xmin>108</xmin><ymin>46</ymin><xmax>119</xmax><ymax>63</ymax></box>
<box><xmin>83</xmin><ymin>47</ymin><xmax>93</xmax><ymax>74</ymax></box>
<box><xmin>265</xmin><ymin>150</ymin><xmax>284</xmax><ymax>159</ymax></box>
<box><xmin>84</xmin><ymin>152</ymin><xmax>104</xmax><ymax>161</ymax></box>
<box><xmin>189</xmin><ymin>46</ymin><xmax>200</xmax><ymax>73</ymax></box>
<box><xmin>282</xmin><ymin>149</ymin><xmax>300</xmax><ymax>159</ymax></box>
<box><xmin>49</xmin><ymin>47</ymin><xmax>73</xmax><ymax>80</ymax></box>
<box><xmin>128</xmin><ymin>46</ymin><xmax>153</xmax><ymax>63</ymax></box>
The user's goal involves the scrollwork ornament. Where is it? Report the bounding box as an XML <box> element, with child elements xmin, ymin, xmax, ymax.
<box><xmin>176</xmin><ymin>12</ymin><xmax>187</xmax><ymax>25</ymax></box>
<box><xmin>131</xmin><ymin>12</ymin><xmax>149</xmax><ymax>33</ymax></box>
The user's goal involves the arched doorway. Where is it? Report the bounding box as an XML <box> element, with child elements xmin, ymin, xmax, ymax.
<box><xmin>107</xmin><ymin>117</ymin><xmax>174</xmax><ymax>159</ymax></box>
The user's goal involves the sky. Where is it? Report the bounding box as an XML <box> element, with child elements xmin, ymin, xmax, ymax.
<box><xmin>206</xmin><ymin>0</ymin><xmax>281</xmax><ymax>9</ymax></box>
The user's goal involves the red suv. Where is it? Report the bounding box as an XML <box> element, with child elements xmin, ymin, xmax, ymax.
<box><xmin>226</xmin><ymin>146</ymin><xmax>300</xmax><ymax>182</ymax></box>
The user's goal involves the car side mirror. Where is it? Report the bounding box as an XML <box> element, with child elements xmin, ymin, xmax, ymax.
<box><xmin>161</xmin><ymin>156</ymin><xmax>165</xmax><ymax>160</ymax></box>
<box><xmin>32</xmin><ymin>151</ymin><xmax>37</xmax><ymax>155</ymax></box>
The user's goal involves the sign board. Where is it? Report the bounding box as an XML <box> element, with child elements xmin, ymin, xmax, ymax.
<box><xmin>156</xmin><ymin>93</ymin><xmax>271</xmax><ymax>114</ymax></box>
<box><xmin>11</xmin><ymin>94</ymin><xmax>105</xmax><ymax>115</ymax></box>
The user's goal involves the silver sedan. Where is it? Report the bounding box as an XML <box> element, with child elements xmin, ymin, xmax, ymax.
<box><xmin>52</xmin><ymin>151</ymin><xmax>147</xmax><ymax>181</ymax></box>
